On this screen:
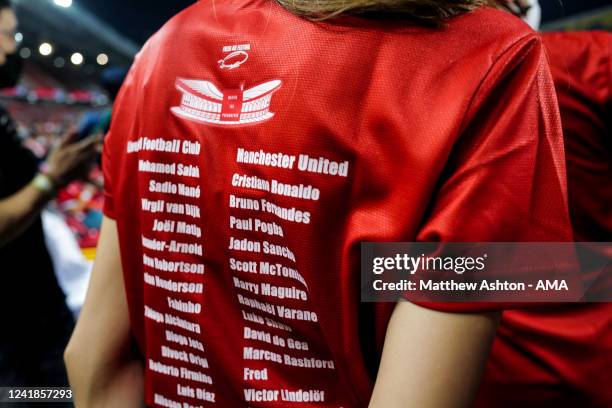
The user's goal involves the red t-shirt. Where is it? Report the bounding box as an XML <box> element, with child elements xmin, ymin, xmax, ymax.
<box><xmin>544</xmin><ymin>31</ymin><xmax>611</xmax><ymax>243</ymax></box>
<box><xmin>476</xmin><ymin>31</ymin><xmax>612</xmax><ymax>408</ymax></box>
<box><xmin>103</xmin><ymin>1</ymin><xmax>571</xmax><ymax>406</ymax></box>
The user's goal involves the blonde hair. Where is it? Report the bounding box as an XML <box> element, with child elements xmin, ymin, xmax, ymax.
<box><xmin>276</xmin><ymin>0</ymin><xmax>490</xmax><ymax>25</ymax></box>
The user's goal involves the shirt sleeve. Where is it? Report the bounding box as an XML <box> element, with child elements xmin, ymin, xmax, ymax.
<box><xmin>411</xmin><ymin>34</ymin><xmax>573</xmax><ymax>313</ymax></box>
<box><xmin>102</xmin><ymin>131</ymin><xmax>116</xmax><ymax>219</ymax></box>
<box><xmin>602</xmin><ymin>32</ymin><xmax>611</xmax><ymax>152</ymax></box>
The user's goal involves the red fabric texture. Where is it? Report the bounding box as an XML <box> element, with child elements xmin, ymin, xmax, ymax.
<box><xmin>476</xmin><ymin>31</ymin><xmax>612</xmax><ymax>408</ymax></box>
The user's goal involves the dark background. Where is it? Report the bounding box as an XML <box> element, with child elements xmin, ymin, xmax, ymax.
<box><xmin>79</xmin><ymin>0</ymin><xmax>612</xmax><ymax>44</ymax></box>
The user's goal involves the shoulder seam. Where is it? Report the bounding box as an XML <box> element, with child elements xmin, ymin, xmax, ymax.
<box><xmin>457</xmin><ymin>32</ymin><xmax>539</xmax><ymax>134</ymax></box>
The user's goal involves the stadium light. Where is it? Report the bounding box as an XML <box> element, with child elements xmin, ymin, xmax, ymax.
<box><xmin>53</xmin><ymin>0</ymin><xmax>73</xmax><ymax>8</ymax></box>
<box><xmin>96</xmin><ymin>53</ymin><xmax>109</xmax><ymax>66</ymax></box>
<box><xmin>15</xmin><ymin>32</ymin><xmax>22</xmax><ymax>42</ymax></box>
<box><xmin>54</xmin><ymin>57</ymin><xmax>65</xmax><ymax>68</ymax></box>
<box><xmin>39</xmin><ymin>42</ymin><xmax>54</xmax><ymax>56</ymax></box>
<box><xmin>71</xmin><ymin>52</ymin><xmax>84</xmax><ymax>65</ymax></box>
<box><xmin>19</xmin><ymin>48</ymin><xmax>31</xmax><ymax>59</ymax></box>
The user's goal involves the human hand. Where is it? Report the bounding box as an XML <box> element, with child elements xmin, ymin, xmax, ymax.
<box><xmin>45</xmin><ymin>131</ymin><xmax>102</xmax><ymax>188</ymax></box>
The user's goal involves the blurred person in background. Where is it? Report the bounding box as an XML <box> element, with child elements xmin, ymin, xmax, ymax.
<box><xmin>0</xmin><ymin>0</ymin><xmax>99</xmax><ymax>391</ymax></box>
<box><xmin>476</xmin><ymin>1</ymin><xmax>612</xmax><ymax>406</ymax></box>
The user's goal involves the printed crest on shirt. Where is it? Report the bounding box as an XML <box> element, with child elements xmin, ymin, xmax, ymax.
<box><xmin>218</xmin><ymin>44</ymin><xmax>251</xmax><ymax>70</ymax></box>
<box><xmin>171</xmin><ymin>78</ymin><xmax>282</xmax><ymax>126</ymax></box>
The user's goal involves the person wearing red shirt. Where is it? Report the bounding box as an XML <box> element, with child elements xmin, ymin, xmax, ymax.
<box><xmin>473</xmin><ymin>6</ymin><xmax>612</xmax><ymax>405</ymax></box>
<box><xmin>65</xmin><ymin>0</ymin><xmax>572</xmax><ymax>406</ymax></box>
<box><xmin>471</xmin><ymin>2</ymin><xmax>612</xmax><ymax>406</ymax></box>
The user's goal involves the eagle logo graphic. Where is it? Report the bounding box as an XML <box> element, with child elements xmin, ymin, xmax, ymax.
<box><xmin>171</xmin><ymin>78</ymin><xmax>282</xmax><ymax>126</ymax></box>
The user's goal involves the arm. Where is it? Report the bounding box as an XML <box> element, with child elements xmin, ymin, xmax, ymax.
<box><xmin>64</xmin><ymin>216</ymin><xmax>145</xmax><ymax>408</ymax></box>
<box><xmin>0</xmin><ymin>178</ymin><xmax>55</xmax><ymax>246</ymax></box>
<box><xmin>369</xmin><ymin>302</ymin><xmax>500</xmax><ymax>408</ymax></box>
<box><xmin>0</xmin><ymin>133</ymin><xmax>100</xmax><ymax>247</ymax></box>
